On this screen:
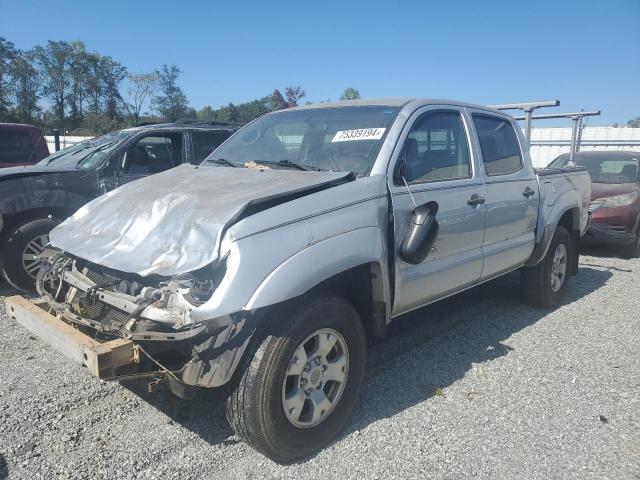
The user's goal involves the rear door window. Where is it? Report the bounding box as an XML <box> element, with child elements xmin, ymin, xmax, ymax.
<box><xmin>192</xmin><ymin>131</ymin><xmax>232</xmax><ymax>163</ymax></box>
<box><xmin>472</xmin><ymin>115</ymin><xmax>523</xmax><ymax>176</ymax></box>
<box><xmin>0</xmin><ymin>130</ymin><xmax>34</xmax><ymax>164</ymax></box>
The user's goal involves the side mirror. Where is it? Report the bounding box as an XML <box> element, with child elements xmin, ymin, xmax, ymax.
<box><xmin>400</xmin><ymin>203</ymin><xmax>439</xmax><ymax>264</ymax></box>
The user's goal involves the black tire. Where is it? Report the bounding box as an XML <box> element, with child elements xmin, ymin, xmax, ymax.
<box><xmin>225</xmin><ymin>293</ymin><xmax>366</xmax><ymax>464</ymax></box>
<box><xmin>522</xmin><ymin>226</ymin><xmax>573</xmax><ymax>308</ymax></box>
<box><xmin>620</xmin><ymin>228</ymin><xmax>640</xmax><ymax>259</ymax></box>
<box><xmin>0</xmin><ymin>218</ymin><xmax>57</xmax><ymax>292</ymax></box>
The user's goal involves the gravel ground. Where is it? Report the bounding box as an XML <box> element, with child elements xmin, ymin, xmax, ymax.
<box><xmin>0</xmin><ymin>247</ymin><xmax>638</xmax><ymax>480</ymax></box>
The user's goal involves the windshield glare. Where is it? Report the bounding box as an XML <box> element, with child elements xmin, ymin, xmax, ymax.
<box><xmin>205</xmin><ymin>106</ymin><xmax>400</xmax><ymax>175</ymax></box>
<box><xmin>39</xmin><ymin>131</ymin><xmax>131</xmax><ymax>169</ymax></box>
<box><xmin>551</xmin><ymin>154</ymin><xmax>639</xmax><ymax>184</ymax></box>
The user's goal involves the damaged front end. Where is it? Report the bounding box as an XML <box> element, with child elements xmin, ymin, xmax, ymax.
<box><xmin>34</xmin><ymin>250</ymin><xmax>256</xmax><ymax>397</ymax></box>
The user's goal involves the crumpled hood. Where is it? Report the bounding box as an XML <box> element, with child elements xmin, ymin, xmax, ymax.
<box><xmin>50</xmin><ymin>164</ymin><xmax>351</xmax><ymax>276</ymax></box>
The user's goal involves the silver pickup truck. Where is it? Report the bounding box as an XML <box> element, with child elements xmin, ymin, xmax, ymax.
<box><xmin>7</xmin><ymin>98</ymin><xmax>591</xmax><ymax>463</ymax></box>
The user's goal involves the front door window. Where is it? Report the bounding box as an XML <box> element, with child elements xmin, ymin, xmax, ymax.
<box><xmin>121</xmin><ymin>133</ymin><xmax>183</xmax><ymax>175</ymax></box>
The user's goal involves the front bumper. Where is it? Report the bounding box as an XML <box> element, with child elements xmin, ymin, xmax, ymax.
<box><xmin>581</xmin><ymin>222</ymin><xmax>636</xmax><ymax>246</ymax></box>
<box><xmin>6</xmin><ymin>296</ymin><xmax>140</xmax><ymax>379</ymax></box>
<box><xmin>7</xmin><ymin>293</ymin><xmax>256</xmax><ymax>390</ymax></box>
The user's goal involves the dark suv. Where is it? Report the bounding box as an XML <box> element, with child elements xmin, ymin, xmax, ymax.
<box><xmin>0</xmin><ymin>123</ymin><xmax>49</xmax><ymax>168</ymax></box>
<box><xmin>0</xmin><ymin>122</ymin><xmax>237</xmax><ymax>290</ymax></box>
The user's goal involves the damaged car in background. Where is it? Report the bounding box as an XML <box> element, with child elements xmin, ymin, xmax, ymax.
<box><xmin>7</xmin><ymin>98</ymin><xmax>591</xmax><ymax>463</ymax></box>
<box><xmin>0</xmin><ymin>121</ymin><xmax>236</xmax><ymax>291</ymax></box>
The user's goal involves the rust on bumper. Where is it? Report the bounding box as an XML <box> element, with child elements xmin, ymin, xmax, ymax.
<box><xmin>6</xmin><ymin>295</ymin><xmax>138</xmax><ymax>379</ymax></box>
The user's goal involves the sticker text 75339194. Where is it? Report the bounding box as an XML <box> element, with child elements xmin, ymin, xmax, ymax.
<box><xmin>332</xmin><ymin>128</ymin><xmax>386</xmax><ymax>143</ymax></box>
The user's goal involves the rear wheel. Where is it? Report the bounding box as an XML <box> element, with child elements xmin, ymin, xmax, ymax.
<box><xmin>225</xmin><ymin>293</ymin><xmax>366</xmax><ymax>463</ymax></box>
<box><xmin>0</xmin><ymin>218</ymin><xmax>57</xmax><ymax>291</ymax></box>
<box><xmin>522</xmin><ymin>226</ymin><xmax>573</xmax><ymax>308</ymax></box>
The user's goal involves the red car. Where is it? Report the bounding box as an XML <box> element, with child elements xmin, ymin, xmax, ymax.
<box><xmin>549</xmin><ymin>151</ymin><xmax>640</xmax><ymax>257</ymax></box>
<box><xmin>0</xmin><ymin>123</ymin><xmax>50</xmax><ymax>168</ymax></box>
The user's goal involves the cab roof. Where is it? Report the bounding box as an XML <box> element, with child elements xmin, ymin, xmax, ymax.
<box><xmin>123</xmin><ymin>122</ymin><xmax>239</xmax><ymax>133</ymax></box>
<box><xmin>291</xmin><ymin>97</ymin><xmax>505</xmax><ymax>115</ymax></box>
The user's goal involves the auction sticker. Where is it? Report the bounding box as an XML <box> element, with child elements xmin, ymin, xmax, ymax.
<box><xmin>332</xmin><ymin>128</ymin><xmax>386</xmax><ymax>142</ymax></box>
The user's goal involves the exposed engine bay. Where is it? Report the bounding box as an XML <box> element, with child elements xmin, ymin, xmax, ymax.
<box><xmin>37</xmin><ymin>251</ymin><xmax>227</xmax><ymax>335</ymax></box>
<box><xmin>35</xmin><ymin>250</ymin><xmax>254</xmax><ymax>393</ymax></box>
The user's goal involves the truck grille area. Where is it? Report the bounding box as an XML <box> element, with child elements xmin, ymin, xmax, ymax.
<box><xmin>75</xmin><ymin>296</ymin><xmax>130</xmax><ymax>331</ymax></box>
<box><xmin>38</xmin><ymin>255</ymin><xmax>167</xmax><ymax>332</ymax></box>
<box><xmin>38</xmin><ymin>253</ymin><xmax>222</xmax><ymax>334</ymax></box>
<box><xmin>84</xmin><ymin>268</ymin><xmax>111</xmax><ymax>288</ymax></box>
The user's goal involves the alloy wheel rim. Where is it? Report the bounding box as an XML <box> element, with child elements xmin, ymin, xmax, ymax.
<box><xmin>21</xmin><ymin>234</ymin><xmax>49</xmax><ymax>279</ymax></box>
<box><xmin>550</xmin><ymin>243</ymin><xmax>567</xmax><ymax>293</ymax></box>
<box><xmin>282</xmin><ymin>328</ymin><xmax>349</xmax><ymax>428</ymax></box>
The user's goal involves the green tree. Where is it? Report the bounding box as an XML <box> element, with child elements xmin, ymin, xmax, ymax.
<box><xmin>124</xmin><ymin>72</ymin><xmax>157</xmax><ymax>125</ymax></box>
<box><xmin>340</xmin><ymin>88</ymin><xmax>360</xmax><ymax>101</ymax></box>
<box><xmin>196</xmin><ymin>105</ymin><xmax>214</xmax><ymax>120</ymax></box>
<box><xmin>196</xmin><ymin>96</ymin><xmax>272</xmax><ymax>124</ymax></box>
<box><xmin>152</xmin><ymin>64</ymin><xmax>188</xmax><ymax>121</ymax></box>
<box><xmin>35</xmin><ymin>40</ymin><xmax>74</xmax><ymax>125</ymax></box>
<box><xmin>10</xmin><ymin>50</ymin><xmax>40</xmax><ymax>123</ymax></box>
<box><xmin>0</xmin><ymin>37</ymin><xmax>17</xmax><ymax>119</ymax></box>
<box><xmin>271</xmin><ymin>89</ymin><xmax>288</xmax><ymax>110</ymax></box>
<box><xmin>237</xmin><ymin>96</ymin><xmax>272</xmax><ymax>122</ymax></box>
<box><xmin>100</xmin><ymin>56</ymin><xmax>127</xmax><ymax>119</ymax></box>
<box><xmin>66</xmin><ymin>41</ymin><xmax>90</xmax><ymax>122</ymax></box>
<box><xmin>83</xmin><ymin>52</ymin><xmax>103</xmax><ymax>115</ymax></box>
<box><xmin>81</xmin><ymin>111</ymin><xmax>126</xmax><ymax>135</ymax></box>
<box><xmin>271</xmin><ymin>86</ymin><xmax>306</xmax><ymax>110</ymax></box>
<box><xmin>626</xmin><ymin>117</ymin><xmax>640</xmax><ymax>128</ymax></box>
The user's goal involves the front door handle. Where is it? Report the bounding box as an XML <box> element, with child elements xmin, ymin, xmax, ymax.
<box><xmin>523</xmin><ymin>187</ymin><xmax>536</xmax><ymax>198</ymax></box>
<box><xmin>467</xmin><ymin>194</ymin><xmax>486</xmax><ymax>207</ymax></box>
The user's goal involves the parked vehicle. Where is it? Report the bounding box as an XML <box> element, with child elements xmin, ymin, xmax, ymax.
<box><xmin>8</xmin><ymin>98</ymin><xmax>591</xmax><ymax>463</ymax></box>
<box><xmin>0</xmin><ymin>123</ymin><xmax>49</xmax><ymax>167</ymax></box>
<box><xmin>549</xmin><ymin>151</ymin><xmax>640</xmax><ymax>257</ymax></box>
<box><xmin>0</xmin><ymin>122</ymin><xmax>237</xmax><ymax>290</ymax></box>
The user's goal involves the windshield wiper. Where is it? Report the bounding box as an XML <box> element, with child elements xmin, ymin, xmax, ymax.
<box><xmin>45</xmin><ymin>145</ymin><xmax>89</xmax><ymax>165</ymax></box>
<box><xmin>206</xmin><ymin>158</ymin><xmax>238</xmax><ymax>167</ymax></box>
<box><xmin>252</xmin><ymin>159</ymin><xmax>322</xmax><ymax>171</ymax></box>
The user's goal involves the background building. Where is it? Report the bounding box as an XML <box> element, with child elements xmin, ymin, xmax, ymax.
<box><xmin>529</xmin><ymin>126</ymin><xmax>640</xmax><ymax>167</ymax></box>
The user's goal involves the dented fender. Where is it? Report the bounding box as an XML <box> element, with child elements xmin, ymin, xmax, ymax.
<box><xmin>526</xmin><ymin>174</ymin><xmax>591</xmax><ymax>267</ymax></box>
<box><xmin>246</xmin><ymin>227</ymin><xmax>388</xmax><ymax>310</ymax></box>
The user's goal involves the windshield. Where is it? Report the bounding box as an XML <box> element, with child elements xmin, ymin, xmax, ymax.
<box><xmin>38</xmin><ymin>130</ymin><xmax>132</xmax><ymax>169</ymax></box>
<box><xmin>550</xmin><ymin>154</ymin><xmax>639</xmax><ymax>184</ymax></box>
<box><xmin>205</xmin><ymin>106</ymin><xmax>400</xmax><ymax>175</ymax></box>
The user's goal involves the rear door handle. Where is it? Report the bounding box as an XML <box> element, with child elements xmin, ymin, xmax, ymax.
<box><xmin>523</xmin><ymin>187</ymin><xmax>536</xmax><ymax>198</ymax></box>
<box><xmin>467</xmin><ymin>194</ymin><xmax>486</xmax><ymax>207</ymax></box>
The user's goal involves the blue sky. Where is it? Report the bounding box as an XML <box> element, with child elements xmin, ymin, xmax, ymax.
<box><xmin>2</xmin><ymin>0</ymin><xmax>639</xmax><ymax>126</ymax></box>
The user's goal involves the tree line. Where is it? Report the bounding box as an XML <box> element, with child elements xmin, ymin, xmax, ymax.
<box><xmin>613</xmin><ymin>117</ymin><xmax>640</xmax><ymax>128</ymax></box>
<box><xmin>0</xmin><ymin>36</ymin><xmax>361</xmax><ymax>135</ymax></box>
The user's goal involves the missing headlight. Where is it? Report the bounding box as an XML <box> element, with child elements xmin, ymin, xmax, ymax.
<box><xmin>176</xmin><ymin>261</ymin><xmax>227</xmax><ymax>306</ymax></box>
<box><xmin>185</xmin><ymin>279</ymin><xmax>216</xmax><ymax>305</ymax></box>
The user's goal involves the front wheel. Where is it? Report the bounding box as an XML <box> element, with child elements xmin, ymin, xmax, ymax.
<box><xmin>620</xmin><ymin>227</ymin><xmax>640</xmax><ymax>259</ymax></box>
<box><xmin>225</xmin><ymin>294</ymin><xmax>366</xmax><ymax>463</ymax></box>
<box><xmin>522</xmin><ymin>226</ymin><xmax>573</xmax><ymax>308</ymax></box>
<box><xmin>0</xmin><ymin>218</ymin><xmax>57</xmax><ymax>291</ymax></box>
